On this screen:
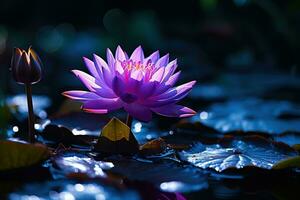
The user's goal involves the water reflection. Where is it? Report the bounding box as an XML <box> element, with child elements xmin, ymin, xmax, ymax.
<box><xmin>200</xmin><ymin>111</ymin><xmax>209</xmax><ymax>120</ymax></box>
<box><xmin>194</xmin><ymin>98</ymin><xmax>300</xmax><ymax>134</ymax></box>
<box><xmin>51</xmin><ymin>153</ymin><xmax>114</xmax><ymax>179</ymax></box>
<box><xmin>160</xmin><ymin>181</ymin><xmax>207</xmax><ymax>193</ymax></box>
<box><xmin>6</xmin><ymin>95</ymin><xmax>51</xmax><ymax>120</ymax></box>
<box><xmin>131</xmin><ymin>120</ymin><xmax>168</xmax><ymax>144</ymax></box>
<box><xmin>9</xmin><ymin>180</ymin><xmax>140</xmax><ymax>200</ymax></box>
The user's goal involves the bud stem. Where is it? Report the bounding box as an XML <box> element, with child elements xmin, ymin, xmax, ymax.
<box><xmin>25</xmin><ymin>84</ymin><xmax>35</xmax><ymax>143</ymax></box>
<box><xmin>126</xmin><ymin>114</ymin><xmax>133</xmax><ymax>129</ymax></box>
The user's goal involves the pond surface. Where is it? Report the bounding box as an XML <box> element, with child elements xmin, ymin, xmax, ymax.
<box><xmin>1</xmin><ymin>72</ymin><xmax>300</xmax><ymax>200</ymax></box>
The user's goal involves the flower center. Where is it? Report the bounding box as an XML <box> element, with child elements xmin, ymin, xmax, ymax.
<box><xmin>121</xmin><ymin>60</ymin><xmax>154</xmax><ymax>72</ymax></box>
<box><xmin>120</xmin><ymin>93</ymin><xmax>138</xmax><ymax>103</ymax></box>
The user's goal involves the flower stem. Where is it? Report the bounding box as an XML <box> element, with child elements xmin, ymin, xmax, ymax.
<box><xmin>25</xmin><ymin>84</ymin><xmax>35</xmax><ymax>143</ymax></box>
<box><xmin>126</xmin><ymin>114</ymin><xmax>133</xmax><ymax>129</ymax></box>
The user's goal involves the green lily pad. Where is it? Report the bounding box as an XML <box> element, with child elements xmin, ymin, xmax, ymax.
<box><xmin>272</xmin><ymin>156</ymin><xmax>300</xmax><ymax>169</ymax></box>
<box><xmin>0</xmin><ymin>140</ymin><xmax>50</xmax><ymax>171</ymax></box>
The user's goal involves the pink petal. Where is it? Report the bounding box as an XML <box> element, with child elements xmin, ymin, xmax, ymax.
<box><xmin>124</xmin><ymin>103</ymin><xmax>152</xmax><ymax>122</ymax></box>
<box><xmin>130</xmin><ymin>69</ymin><xmax>144</xmax><ymax>81</ymax></box>
<box><xmin>137</xmin><ymin>82</ymin><xmax>157</xmax><ymax>99</ymax></box>
<box><xmin>115</xmin><ymin>60</ymin><xmax>124</xmax><ymax>75</ymax></box>
<box><xmin>62</xmin><ymin>90</ymin><xmax>100</xmax><ymax>101</ymax></box>
<box><xmin>144</xmin><ymin>50</ymin><xmax>160</xmax><ymax>64</ymax></box>
<box><xmin>93</xmin><ymin>87</ymin><xmax>117</xmax><ymax>98</ymax></box>
<box><xmin>151</xmin><ymin>71</ymin><xmax>181</xmax><ymax>96</ymax></box>
<box><xmin>155</xmin><ymin>54</ymin><xmax>169</xmax><ymax>68</ymax></box>
<box><xmin>72</xmin><ymin>70</ymin><xmax>100</xmax><ymax>92</ymax></box>
<box><xmin>82</xmin><ymin>108</ymin><xmax>108</xmax><ymax>114</ymax></box>
<box><xmin>165</xmin><ymin>71</ymin><xmax>181</xmax><ymax>86</ymax></box>
<box><xmin>112</xmin><ymin>76</ymin><xmax>125</xmax><ymax>96</ymax></box>
<box><xmin>106</xmin><ymin>48</ymin><xmax>115</xmax><ymax>68</ymax></box>
<box><xmin>143</xmin><ymin>98</ymin><xmax>177</xmax><ymax>108</ymax></box>
<box><xmin>130</xmin><ymin>45</ymin><xmax>144</xmax><ymax>61</ymax></box>
<box><xmin>151</xmin><ymin>83</ymin><xmax>171</xmax><ymax>97</ymax></box>
<box><xmin>115</xmin><ymin>45</ymin><xmax>127</xmax><ymax>61</ymax></box>
<box><xmin>83</xmin><ymin>57</ymin><xmax>100</xmax><ymax>79</ymax></box>
<box><xmin>93</xmin><ymin>54</ymin><xmax>109</xmax><ymax>71</ymax></box>
<box><xmin>161</xmin><ymin>59</ymin><xmax>177</xmax><ymax>83</ymax></box>
<box><xmin>144</xmin><ymin>81</ymin><xmax>196</xmax><ymax>107</ymax></box>
<box><xmin>82</xmin><ymin>98</ymin><xmax>122</xmax><ymax>111</ymax></box>
<box><xmin>156</xmin><ymin>81</ymin><xmax>196</xmax><ymax>100</ymax></box>
<box><xmin>150</xmin><ymin>67</ymin><xmax>165</xmax><ymax>82</ymax></box>
<box><xmin>128</xmin><ymin>78</ymin><xmax>146</xmax><ymax>97</ymax></box>
<box><xmin>152</xmin><ymin>104</ymin><xmax>196</xmax><ymax>118</ymax></box>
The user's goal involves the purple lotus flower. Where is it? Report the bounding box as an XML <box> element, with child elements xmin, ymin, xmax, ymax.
<box><xmin>63</xmin><ymin>46</ymin><xmax>196</xmax><ymax>122</ymax></box>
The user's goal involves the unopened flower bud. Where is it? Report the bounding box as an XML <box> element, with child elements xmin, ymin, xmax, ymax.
<box><xmin>10</xmin><ymin>47</ymin><xmax>42</xmax><ymax>84</ymax></box>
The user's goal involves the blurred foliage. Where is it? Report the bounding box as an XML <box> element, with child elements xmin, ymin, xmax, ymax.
<box><xmin>0</xmin><ymin>98</ymin><xmax>11</xmax><ymax>138</ymax></box>
<box><xmin>0</xmin><ymin>0</ymin><xmax>299</xmax><ymax>114</ymax></box>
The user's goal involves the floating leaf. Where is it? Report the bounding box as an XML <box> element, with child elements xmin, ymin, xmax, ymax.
<box><xmin>194</xmin><ymin>98</ymin><xmax>300</xmax><ymax>134</ymax></box>
<box><xmin>139</xmin><ymin>138</ymin><xmax>167</xmax><ymax>155</ymax></box>
<box><xmin>94</xmin><ymin>118</ymin><xmax>139</xmax><ymax>154</ymax></box>
<box><xmin>0</xmin><ymin>140</ymin><xmax>50</xmax><ymax>171</ymax></box>
<box><xmin>48</xmin><ymin>112</ymin><xmax>110</xmax><ymax>136</ymax></box>
<box><xmin>272</xmin><ymin>156</ymin><xmax>300</xmax><ymax>170</ymax></box>
<box><xmin>110</xmin><ymin>159</ymin><xmax>208</xmax><ymax>193</ymax></box>
<box><xmin>9</xmin><ymin>180</ymin><xmax>140</xmax><ymax>200</ymax></box>
<box><xmin>38</xmin><ymin>124</ymin><xmax>91</xmax><ymax>147</ymax></box>
<box><xmin>51</xmin><ymin>151</ymin><xmax>114</xmax><ymax>179</ymax></box>
<box><xmin>179</xmin><ymin>136</ymin><xmax>298</xmax><ymax>172</ymax></box>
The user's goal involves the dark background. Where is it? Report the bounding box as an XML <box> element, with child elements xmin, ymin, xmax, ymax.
<box><xmin>0</xmin><ymin>0</ymin><xmax>299</xmax><ymax>104</ymax></box>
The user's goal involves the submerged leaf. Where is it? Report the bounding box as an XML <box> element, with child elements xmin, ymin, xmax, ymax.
<box><xmin>0</xmin><ymin>140</ymin><xmax>49</xmax><ymax>171</ymax></box>
<box><xmin>179</xmin><ymin>136</ymin><xmax>298</xmax><ymax>172</ymax></box>
<box><xmin>94</xmin><ymin>118</ymin><xmax>139</xmax><ymax>154</ymax></box>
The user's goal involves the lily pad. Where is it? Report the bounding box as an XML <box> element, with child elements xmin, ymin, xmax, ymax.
<box><xmin>110</xmin><ymin>159</ymin><xmax>208</xmax><ymax>193</ymax></box>
<box><xmin>38</xmin><ymin>124</ymin><xmax>92</xmax><ymax>148</ymax></box>
<box><xmin>272</xmin><ymin>156</ymin><xmax>300</xmax><ymax>169</ymax></box>
<box><xmin>139</xmin><ymin>138</ymin><xmax>167</xmax><ymax>155</ymax></box>
<box><xmin>194</xmin><ymin>98</ymin><xmax>300</xmax><ymax>134</ymax></box>
<box><xmin>0</xmin><ymin>140</ymin><xmax>50</xmax><ymax>171</ymax></box>
<box><xmin>179</xmin><ymin>136</ymin><xmax>298</xmax><ymax>172</ymax></box>
<box><xmin>9</xmin><ymin>180</ymin><xmax>140</xmax><ymax>200</ymax></box>
<box><xmin>48</xmin><ymin>112</ymin><xmax>110</xmax><ymax>136</ymax></box>
<box><xmin>51</xmin><ymin>152</ymin><xmax>114</xmax><ymax>179</ymax></box>
<box><xmin>94</xmin><ymin>118</ymin><xmax>139</xmax><ymax>154</ymax></box>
